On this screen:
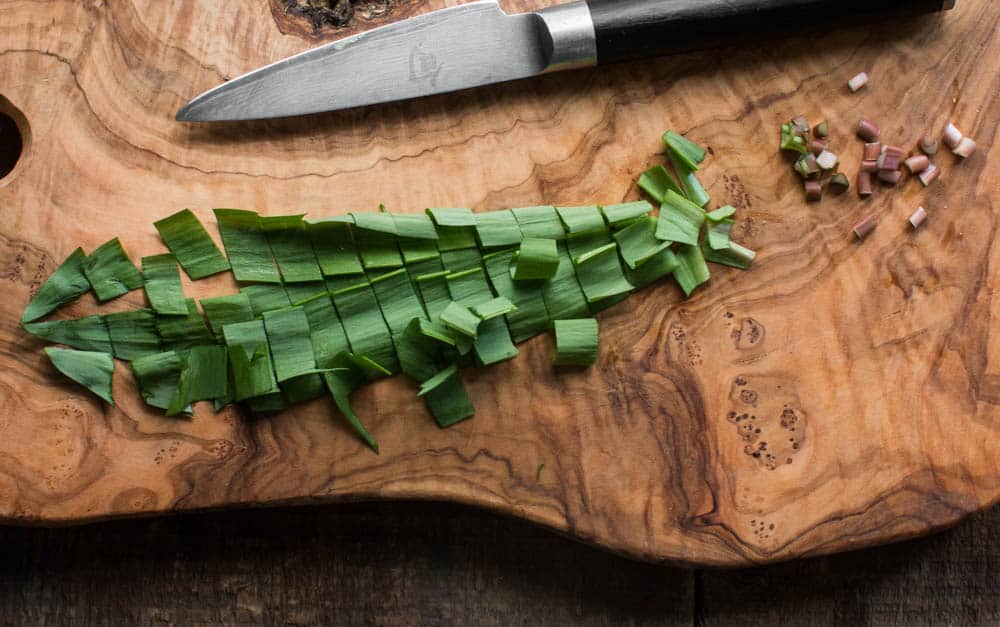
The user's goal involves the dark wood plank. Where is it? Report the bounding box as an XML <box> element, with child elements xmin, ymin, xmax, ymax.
<box><xmin>699</xmin><ymin>506</ymin><xmax>1000</xmax><ymax>626</ymax></box>
<box><xmin>0</xmin><ymin>502</ymin><xmax>694</xmax><ymax>625</ymax></box>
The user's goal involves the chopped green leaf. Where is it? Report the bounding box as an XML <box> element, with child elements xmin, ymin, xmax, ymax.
<box><xmin>673</xmin><ymin>243</ymin><xmax>711</xmax><ymax>297</ymax></box>
<box><xmin>426</xmin><ymin>207</ymin><xmax>476</xmax><ymax>226</ymax></box>
<box><xmin>322</xmin><ymin>352</ymin><xmax>379</xmax><ymax>453</ymax></box>
<box><xmin>638</xmin><ymin>165</ymin><xmax>683</xmax><ymax>203</ymax></box>
<box><xmin>104</xmin><ymin>310</ymin><xmax>161</xmax><ymax>360</ymax></box>
<box><xmin>552</xmin><ymin>318</ymin><xmax>599</xmax><ymax>366</ymax></box>
<box><xmin>260</xmin><ymin>214</ymin><xmax>323</xmax><ymax>283</ymax></box>
<box><xmin>512</xmin><ymin>238</ymin><xmax>559</xmax><ymax>281</ymax></box>
<box><xmin>614</xmin><ymin>216</ymin><xmax>671</xmax><ymax>269</ymax></box>
<box><xmin>392</xmin><ymin>212</ymin><xmax>439</xmax><ymax>239</ymax></box>
<box><xmin>706</xmin><ymin>205</ymin><xmax>736</xmax><ymax>222</ymax></box>
<box><xmin>223</xmin><ymin>320</ymin><xmax>280</xmax><ymax>401</ymax></box>
<box><xmin>572</xmin><ymin>242</ymin><xmax>634</xmax><ymax>304</ymax></box>
<box><xmin>262</xmin><ymin>307</ymin><xmax>319</xmax><ymax>382</ymax></box>
<box><xmin>240</xmin><ymin>284</ymin><xmax>291</xmax><ymax>317</ymax></box>
<box><xmin>439</xmin><ymin>248</ymin><xmax>482</xmax><ymax>273</ymax></box>
<box><xmin>445</xmin><ymin>267</ymin><xmax>493</xmax><ymax>306</ymax></box>
<box><xmin>200</xmin><ymin>293</ymin><xmax>254</xmax><ymax>341</ymax></box>
<box><xmin>701</xmin><ymin>239</ymin><xmax>757</xmax><ymax>270</ymax></box>
<box><xmin>556</xmin><ymin>205</ymin><xmax>606</xmax><ymax>237</ymax></box>
<box><xmin>413</xmin><ymin>265</ymin><xmax>452</xmax><ymax>320</ymax></box>
<box><xmin>602</xmin><ymin>201</ymin><xmax>655</xmax><ymax>230</ymax></box>
<box><xmin>370</xmin><ymin>268</ymin><xmax>428</xmax><ymax>334</ymax></box>
<box><xmin>353</xmin><ymin>212</ymin><xmax>403</xmax><ymax>270</ymax></box>
<box><xmin>483</xmin><ymin>250</ymin><xmax>549</xmax><ymax>342</ymax></box>
<box><xmin>82</xmin><ymin>238</ymin><xmax>144</xmax><ymax>302</ymax></box>
<box><xmin>439</xmin><ymin>302</ymin><xmax>481</xmax><ymax>338</ymax></box>
<box><xmin>656</xmin><ymin>190</ymin><xmax>706</xmax><ymax>246</ymax></box>
<box><xmin>417</xmin><ymin>363</ymin><xmax>475</xmax><ymax>427</ymax></box>
<box><xmin>473</xmin><ymin>317</ymin><xmax>518</xmax><ymax>366</ymax></box>
<box><xmin>626</xmin><ymin>248</ymin><xmax>679</xmax><ymax>288</ymax></box>
<box><xmin>214</xmin><ymin>209</ymin><xmax>281</xmax><ymax>283</ymax></box>
<box><xmin>662</xmin><ymin>131</ymin><xmax>707</xmax><ymax>171</ymax></box>
<box><xmin>44</xmin><ymin>347</ymin><xmax>115</xmax><ymax>405</ymax></box>
<box><xmin>540</xmin><ymin>241</ymin><xmax>589</xmax><ymax>320</ymax></box>
<box><xmin>153</xmin><ymin>209</ymin><xmax>230</xmax><ymax>279</ymax></box>
<box><xmin>24</xmin><ymin>315</ymin><xmax>112</xmax><ymax>353</ymax></box>
<box><xmin>395</xmin><ymin>212</ymin><xmax>441</xmax><ymax>264</ymax></box>
<box><xmin>475</xmin><ymin>210</ymin><xmax>522</xmax><ymax>248</ymax></box>
<box><xmin>395</xmin><ymin>318</ymin><xmax>448</xmax><ymax>383</ymax></box>
<box><xmin>668</xmin><ymin>150</ymin><xmax>710</xmax><ymax>207</ymax></box>
<box><xmin>472</xmin><ymin>296</ymin><xmax>517</xmax><ymax>320</ymax></box>
<box><xmin>331</xmin><ymin>281</ymin><xmax>399</xmax><ymax>375</ymax></box>
<box><xmin>22</xmin><ymin>248</ymin><xmax>91</xmax><ymax>323</ymax></box>
<box><xmin>156</xmin><ymin>298</ymin><xmax>215</xmax><ymax>352</ymax></box>
<box><xmin>177</xmin><ymin>345</ymin><xmax>229</xmax><ymax>405</ymax></box>
<box><xmin>141</xmin><ymin>254</ymin><xmax>188</xmax><ymax>315</ymax></box>
<box><xmin>131</xmin><ymin>350</ymin><xmax>187</xmax><ymax>411</ymax></box>
<box><xmin>306</xmin><ymin>218</ymin><xmax>364</xmax><ymax>276</ymax></box>
<box><xmin>284</xmin><ymin>283</ymin><xmax>350</xmax><ymax>369</ymax></box>
<box><xmin>707</xmin><ymin>219</ymin><xmax>733</xmax><ymax>250</ymax></box>
<box><xmin>512</xmin><ymin>206</ymin><xmax>565</xmax><ymax>240</ymax></box>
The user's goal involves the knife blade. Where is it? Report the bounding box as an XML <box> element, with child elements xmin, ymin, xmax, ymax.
<box><xmin>176</xmin><ymin>0</ymin><xmax>955</xmax><ymax>122</ymax></box>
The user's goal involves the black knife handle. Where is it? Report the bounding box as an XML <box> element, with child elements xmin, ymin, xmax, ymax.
<box><xmin>586</xmin><ymin>0</ymin><xmax>955</xmax><ymax>65</ymax></box>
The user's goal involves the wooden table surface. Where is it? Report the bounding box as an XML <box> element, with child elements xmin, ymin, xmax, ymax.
<box><xmin>1</xmin><ymin>501</ymin><xmax>998</xmax><ymax>624</ymax></box>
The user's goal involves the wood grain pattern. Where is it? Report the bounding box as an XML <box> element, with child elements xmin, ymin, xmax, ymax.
<box><xmin>0</xmin><ymin>0</ymin><xmax>996</xmax><ymax>566</ymax></box>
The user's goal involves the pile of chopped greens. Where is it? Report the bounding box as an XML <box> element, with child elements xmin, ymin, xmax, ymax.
<box><xmin>22</xmin><ymin>131</ymin><xmax>754</xmax><ymax>453</ymax></box>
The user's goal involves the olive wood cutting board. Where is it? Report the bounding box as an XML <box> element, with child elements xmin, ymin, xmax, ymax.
<box><xmin>0</xmin><ymin>0</ymin><xmax>997</xmax><ymax>565</ymax></box>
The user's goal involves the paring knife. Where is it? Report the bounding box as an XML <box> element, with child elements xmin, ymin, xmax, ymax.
<box><xmin>176</xmin><ymin>0</ymin><xmax>956</xmax><ymax>122</ymax></box>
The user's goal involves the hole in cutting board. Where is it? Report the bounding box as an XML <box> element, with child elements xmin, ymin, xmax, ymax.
<box><xmin>0</xmin><ymin>95</ymin><xmax>29</xmax><ymax>183</ymax></box>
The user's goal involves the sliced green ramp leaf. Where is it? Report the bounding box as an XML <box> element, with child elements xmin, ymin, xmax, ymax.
<box><xmin>673</xmin><ymin>243</ymin><xmax>711</xmax><ymax>297</ymax></box>
<box><xmin>156</xmin><ymin>298</ymin><xmax>214</xmax><ymax>352</ymax></box>
<box><xmin>638</xmin><ymin>165</ymin><xmax>683</xmax><ymax>204</ymax></box>
<box><xmin>512</xmin><ymin>238</ymin><xmax>559</xmax><ymax>281</ymax></box>
<box><xmin>706</xmin><ymin>218</ymin><xmax>733</xmax><ymax>251</ymax></box>
<box><xmin>306</xmin><ymin>218</ymin><xmax>364</xmax><ymax>276</ymax></box>
<box><xmin>214</xmin><ymin>209</ymin><xmax>281</xmax><ymax>283</ymax></box>
<box><xmin>153</xmin><ymin>209</ymin><xmax>230</xmax><ymax>279</ymax></box>
<box><xmin>284</xmin><ymin>284</ymin><xmax>351</xmax><ymax>369</ymax></box>
<box><xmin>603</xmin><ymin>201</ymin><xmax>654</xmax><ymax>230</ymax></box>
<box><xmin>706</xmin><ymin>205</ymin><xmax>736</xmax><ymax>222</ymax></box>
<box><xmin>322</xmin><ymin>353</ymin><xmax>379</xmax><ymax>453</ymax></box>
<box><xmin>141</xmin><ymin>254</ymin><xmax>188</xmax><ymax>315</ymax></box>
<box><xmin>446</xmin><ymin>267</ymin><xmax>493</xmax><ymax>306</ymax></box>
<box><xmin>240</xmin><ymin>284</ymin><xmax>291</xmax><ymax>317</ymax></box>
<box><xmin>201</xmin><ymin>293</ymin><xmax>254</xmax><ymax>341</ymax></box>
<box><xmin>656</xmin><ymin>190</ymin><xmax>706</xmax><ymax>246</ymax></box>
<box><xmin>512</xmin><ymin>206</ymin><xmax>565</xmax><ymax>240</ymax></box>
<box><xmin>439</xmin><ymin>302</ymin><xmax>480</xmax><ymax>338</ymax></box>
<box><xmin>44</xmin><ymin>347</ymin><xmax>115</xmax><ymax>405</ymax></box>
<box><xmin>662</xmin><ymin>131</ymin><xmax>707</xmax><ymax>171</ymax></box>
<box><xmin>483</xmin><ymin>250</ymin><xmax>549</xmax><ymax>343</ymax></box>
<box><xmin>614</xmin><ymin>216</ymin><xmax>671</xmax><ymax>269</ymax></box>
<box><xmin>24</xmin><ymin>315</ymin><xmax>112</xmax><ymax>353</ymax></box>
<box><xmin>573</xmin><ymin>242</ymin><xmax>634</xmax><ymax>303</ymax></box>
<box><xmin>552</xmin><ymin>318</ymin><xmax>599</xmax><ymax>366</ymax></box>
<box><xmin>353</xmin><ymin>212</ymin><xmax>403</xmax><ymax>270</ymax></box>
<box><xmin>177</xmin><ymin>345</ymin><xmax>229</xmax><ymax>405</ymax></box>
<box><xmin>331</xmin><ymin>281</ymin><xmax>399</xmax><ymax>375</ymax></box>
<box><xmin>701</xmin><ymin>239</ymin><xmax>756</xmax><ymax>270</ymax></box>
<box><xmin>260</xmin><ymin>214</ymin><xmax>323</xmax><ymax>283</ymax></box>
<box><xmin>393</xmin><ymin>212</ymin><xmax>440</xmax><ymax>264</ymax></box>
<box><xmin>557</xmin><ymin>205</ymin><xmax>606</xmax><ymax>237</ymax></box>
<box><xmin>426</xmin><ymin>207</ymin><xmax>477</xmax><ymax>251</ymax></box>
<box><xmin>370</xmin><ymin>268</ymin><xmax>428</xmax><ymax>334</ymax></box>
<box><xmin>541</xmin><ymin>241</ymin><xmax>589</xmax><ymax>321</ymax></box>
<box><xmin>626</xmin><ymin>248</ymin><xmax>679</xmax><ymax>288</ymax></box>
<box><xmin>475</xmin><ymin>210</ymin><xmax>522</xmax><ymax>248</ymax></box>
<box><xmin>104</xmin><ymin>310</ymin><xmax>161</xmax><ymax>360</ymax></box>
<box><xmin>22</xmin><ymin>247</ymin><xmax>91</xmax><ymax>323</ymax></box>
<box><xmin>131</xmin><ymin>350</ymin><xmax>186</xmax><ymax>411</ymax></box>
<box><xmin>263</xmin><ymin>305</ymin><xmax>325</xmax><ymax>403</ymax></box>
<box><xmin>82</xmin><ymin>238</ymin><xmax>144</xmax><ymax>302</ymax></box>
<box><xmin>417</xmin><ymin>364</ymin><xmax>474</xmax><ymax>427</ymax></box>
<box><xmin>669</xmin><ymin>149</ymin><xmax>710</xmax><ymax>207</ymax></box>
<box><xmin>472</xmin><ymin>297</ymin><xmax>516</xmax><ymax>320</ymax></box>
<box><xmin>223</xmin><ymin>320</ymin><xmax>281</xmax><ymax>402</ymax></box>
